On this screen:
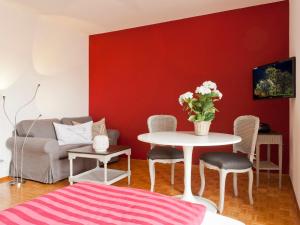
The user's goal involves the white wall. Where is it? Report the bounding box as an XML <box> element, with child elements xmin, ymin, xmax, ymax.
<box><xmin>289</xmin><ymin>0</ymin><xmax>300</xmax><ymax>208</ymax></box>
<box><xmin>0</xmin><ymin>1</ymin><xmax>89</xmax><ymax>178</ymax></box>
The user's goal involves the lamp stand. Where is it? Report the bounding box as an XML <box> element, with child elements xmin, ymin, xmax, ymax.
<box><xmin>2</xmin><ymin>84</ymin><xmax>41</xmax><ymax>188</ymax></box>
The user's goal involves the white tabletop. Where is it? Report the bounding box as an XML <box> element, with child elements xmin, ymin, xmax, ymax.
<box><xmin>138</xmin><ymin>131</ymin><xmax>241</xmax><ymax>147</ymax></box>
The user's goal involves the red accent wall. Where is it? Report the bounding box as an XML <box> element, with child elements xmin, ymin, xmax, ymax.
<box><xmin>90</xmin><ymin>1</ymin><xmax>290</xmax><ymax>172</ymax></box>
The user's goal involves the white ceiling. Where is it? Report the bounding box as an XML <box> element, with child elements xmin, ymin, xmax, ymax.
<box><xmin>8</xmin><ymin>0</ymin><xmax>284</xmax><ymax>34</ymax></box>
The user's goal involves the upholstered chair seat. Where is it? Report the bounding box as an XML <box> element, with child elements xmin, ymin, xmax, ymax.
<box><xmin>200</xmin><ymin>152</ymin><xmax>252</xmax><ymax>170</ymax></box>
<box><xmin>148</xmin><ymin>146</ymin><xmax>184</xmax><ymax>160</ymax></box>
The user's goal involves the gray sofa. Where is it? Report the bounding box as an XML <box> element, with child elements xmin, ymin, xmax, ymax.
<box><xmin>6</xmin><ymin>116</ymin><xmax>120</xmax><ymax>184</ymax></box>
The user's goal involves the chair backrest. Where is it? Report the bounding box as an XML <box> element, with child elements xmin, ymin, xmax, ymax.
<box><xmin>233</xmin><ymin>115</ymin><xmax>260</xmax><ymax>162</ymax></box>
<box><xmin>147</xmin><ymin>115</ymin><xmax>177</xmax><ymax>133</ymax></box>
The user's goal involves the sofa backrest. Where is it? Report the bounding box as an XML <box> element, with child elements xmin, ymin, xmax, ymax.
<box><xmin>16</xmin><ymin>119</ymin><xmax>60</xmax><ymax>139</ymax></box>
<box><xmin>61</xmin><ymin>116</ymin><xmax>93</xmax><ymax>125</ymax></box>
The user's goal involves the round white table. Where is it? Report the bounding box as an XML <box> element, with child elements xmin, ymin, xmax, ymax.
<box><xmin>137</xmin><ymin>131</ymin><xmax>241</xmax><ymax>213</ymax></box>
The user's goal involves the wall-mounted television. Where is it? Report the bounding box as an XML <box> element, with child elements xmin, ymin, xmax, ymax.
<box><xmin>253</xmin><ymin>57</ymin><xmax>296</xmax><ymax>99</ymax></box>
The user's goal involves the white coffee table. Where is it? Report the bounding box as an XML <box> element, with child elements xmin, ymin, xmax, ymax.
<box><xmin>68</xmin><ymin>145</ymin><xmax>131</xmax><ymax>185</ymax></box>
<box><xmin>138</xmin><ymin>131</ymin><xmax>241</xmax><ymax>213</ymax></box>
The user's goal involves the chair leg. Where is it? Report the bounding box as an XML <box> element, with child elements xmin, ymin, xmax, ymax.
<box><xmin>149</xmin><ymin>160</ymin><xmax>155</xmax><ymax>192</ymax></box>
<box><xmin>233</xmin><ymin>173</ymin><xmax>238</xmax><ymax>197</ymax></box>
<box><xmin>248</xmin><ymin>169</ymin><xmax>254</xmax><ymax>205</ymax></box>
<box><xmin>219</xmin><ymin>169</ymin><xmax>228</xmax><ymax>214</ymax></box>
<box><xmin>199</xmin><ymin>160</ymin><xmax>205</xmax><ymax>196</ymax></box>
<box><xmin>171</xmin><ymin>163</ymin><xmax>175</xmax><ymax>185</ymax></box>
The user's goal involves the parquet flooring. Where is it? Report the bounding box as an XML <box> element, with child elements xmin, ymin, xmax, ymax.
<box><xmin>0</xmin><ymin>159</ymin><xmax>299</xmax><ymax>225</ymax></box>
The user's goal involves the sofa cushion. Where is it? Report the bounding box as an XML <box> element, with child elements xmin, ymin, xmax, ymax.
<box><xmin>16</xmin><ymin>119</ymin><xmax>60</xmax><ymax>139</ymax></box>
<box><xmin>73</xmin><ymin>118</ymin><xmax>108</xmax><ymax>139</ymax></box>
<box><xmin>61</xmin><ymin>116</ymin><xmax>92</xmax><ymax>125</ymax></box>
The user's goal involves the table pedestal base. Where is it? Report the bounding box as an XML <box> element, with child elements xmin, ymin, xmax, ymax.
<box><xmin>180</xmin><ymin>146</ymin><xmax>217</xmax><ymax>213</ymax></box>
<box><xmin>175</xmin><ymin>195</ymin><xmax>217</xmax><ymax>213</ymax></box>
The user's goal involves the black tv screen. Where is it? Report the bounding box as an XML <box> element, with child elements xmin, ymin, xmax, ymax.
<box><xmin>253</xmin><ymin>57</ymin><xmax>296</xmax><ymax>99</ymax></box>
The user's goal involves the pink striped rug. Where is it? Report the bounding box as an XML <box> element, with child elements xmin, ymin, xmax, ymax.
<box><xmin>0</xmin><ymin>182</ymin><xmax>206</xmax><ymax>225</ymax></box>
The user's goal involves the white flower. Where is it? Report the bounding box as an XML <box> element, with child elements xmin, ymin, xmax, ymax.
<box><xmin>203</xmin><ymin>81</ymin><xmax>217</xmax><ymax>90</ymax></box>
<box><xmin>195</xmin><ymin>85</ymin><xmax>211</xmax><ymax>95</ymax></box>
<box><xmin>179</xmin><ymin>92</ymin><xmax>193</xmax><ymax>105</ymax></box>
<box><xmin>214</xmin><ymin>90</ymin><xmax>223</xmax><ymax>99</ymax></box>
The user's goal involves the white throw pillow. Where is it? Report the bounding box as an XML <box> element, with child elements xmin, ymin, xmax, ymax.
<box><xmin>72</xmin><ymin>118</ymin><xmax>108</xmax><ymax>139</ymax></box>
<box><xmin>53</xmin><ymin>121</ymin><xmax>93</xmax><ymax>145</ymax></box>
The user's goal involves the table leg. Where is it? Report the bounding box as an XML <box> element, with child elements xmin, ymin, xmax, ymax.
<box><xmin>69</xmin><ymin>156</ymin><xmax>74</xmax><ymax>185</ymax></box>
<box><xmin>182</xmin><ymin>146</ymin><xmax>194</xmax><ymax>201</ymax></box>
<box><xmin>180</xmin><ymin>146</ymin><xmax>217</xmax><ymax>213</ymax></box>
<box><xmin>279</xmin><ymin>143</ymin><xmax>282</xmax><ymax>189</ymax></box>
<box><xmin>104</xmin><ymin>160</ymin><xmax>108</xmax><ymax>184</ymax></box>
<box><xmin>267</xmin><ymin>145</ymin><xmax>271</xmax><ymax>180</ymax></box>
<box><xmin>256</xmin><ymin>145</ymin><xmax>260</xmax><ymax>187</ymax></box>
<box><xmin>128</xmin><ymin>153</ymin><xmax>131</xmax><ymax>186</ymax></box>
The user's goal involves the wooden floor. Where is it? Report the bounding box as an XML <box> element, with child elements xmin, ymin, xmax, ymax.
<box><xmin>0</xmin><ymin>159</ymin><xmax>299</xmax><ymax>225</ymax></box>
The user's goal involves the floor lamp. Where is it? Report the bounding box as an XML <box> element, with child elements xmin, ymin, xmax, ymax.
<box><xmin>2</xmin><ymin>84</ymin><xmax>41</xmax><ymax>187</ymax></box>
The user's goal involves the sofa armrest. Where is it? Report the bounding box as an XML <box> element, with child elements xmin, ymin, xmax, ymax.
<box><xmin>107</xmin><ymin>129</ymin><xmax>120</xmax><ymax>145</ymax></box>
<box><xmin>6</xmin><ymin>137</ymin><xmax>59</xmax><ymax>155</ymax></box>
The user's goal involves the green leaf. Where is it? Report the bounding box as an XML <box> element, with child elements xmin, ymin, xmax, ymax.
<box><xmin>211</xmin><ymin>92</ymin><xmax>218</xmax><ymax>98</ymax></box>
<box><xmin>204</xmin><ymin>112</ymin><xmax>215</xmax><ymax>121</ymax></box>
<box><xmin>195</xmin><ymin>114</ymin><xmax>205</xmax><ymax>122</ymax></box>
<box><xmin>188</xmin><ymin>115</ymin><xmax>196</xmax><ymax>122</ymax></box>
<box><xmin>203</xmin><ymin>101</ymin><xmax>214</xmax><ymax>111</ymax></box>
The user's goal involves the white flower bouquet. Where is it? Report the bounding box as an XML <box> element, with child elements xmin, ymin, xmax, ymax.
<box><xmin>179</xmin><ymin>81</ymin><xmax>222</xmax><ymax>122</ymax></box>
<box><xmin>179</xmin><ymin>81</ymin><xmax>222</xmax><ymax>135</ymax></box>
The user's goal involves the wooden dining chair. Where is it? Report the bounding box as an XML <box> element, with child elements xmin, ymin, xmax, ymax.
<box><xmin>198</xmin><ymin>115</ymin><xmax>259</xmax><ymax>213</ymax></box>
<box><xmin>147</xmin><ymin>115</ymin><xmax>184</xmax><ymax>192</ymax></box>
